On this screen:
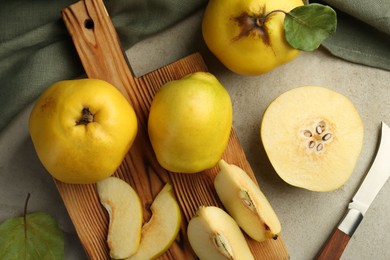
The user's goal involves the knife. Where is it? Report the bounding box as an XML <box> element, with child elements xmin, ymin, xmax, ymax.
<box><xmin>316</xmin><ymin>121</ymin><xmax>390</xmax><ymax>260</ymax></box>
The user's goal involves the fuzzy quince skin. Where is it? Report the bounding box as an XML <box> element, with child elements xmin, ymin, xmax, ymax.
<box><xmin>148</xmin><ymin>72</ymin><xmax>232</xmax><ymax>173</ymax></box>
<box><xmin>127</xmin><ymin>183</ymin><xmax>182</xmax><ymax>260</ymax></box>
<box><xmin>202</xmin><ymin>0</ymin><xmax>304</xmax><ymax>75</ymax></box>
<box><xmin>29</xmin><ymin>79</ymin><xmax>138</xmax><ymax>184</ymax></box>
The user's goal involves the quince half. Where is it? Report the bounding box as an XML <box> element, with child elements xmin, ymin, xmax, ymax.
<box><xmin>261</xmin><ymin>86</ymin><xmax>364</xmax><ymax>191</ymax></box>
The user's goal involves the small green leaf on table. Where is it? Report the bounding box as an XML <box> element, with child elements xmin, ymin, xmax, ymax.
<box><xmin>0</xmin><ymin>194</ymin><xmax>64</xmax><ymax>260</ymax></box>
<box><xmin>284</xmin><ymin>3</ymin><xmax>337</xmax><ymax>51</ymax></box>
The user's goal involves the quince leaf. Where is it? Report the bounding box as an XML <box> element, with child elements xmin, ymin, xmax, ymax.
<box><xmin>284</xmin><ymin>3</ymin><xmax>337</xmax><ymax>51</ymax></box>
<box><xmin>0</xmin><ymin>195</ymin><xmax>64</xmax><ymax>260</ymax></box>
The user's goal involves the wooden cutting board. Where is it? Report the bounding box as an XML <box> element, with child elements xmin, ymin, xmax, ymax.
<box><xmin>58</xmin><ymin>0</ymin><xmax>289</xmax><ymax>259</ymax></box>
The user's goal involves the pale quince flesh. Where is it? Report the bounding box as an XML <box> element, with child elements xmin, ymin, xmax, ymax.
<box><xmin>261</xmin><ymin>86</ymin><xmax>364</xmax><ymax>191</ymax></box>
<box><xmin>127</xmin><ymin>183</ymin><xmax>182</xmax><ymax>260</ymax></box>
<box><xmin>187</xmin><ymin>206</ymin><xmax>254</xmax><ymax>260</ymax></box>
<box><xmin>97</xmin><ymin>177</ymin><xmax>143</xmax><ymax>259</ymax></box>
<box><xmin>214</xmin><ymin>159</ymin><xmax>281</xmax><ymax>241</ymax></box>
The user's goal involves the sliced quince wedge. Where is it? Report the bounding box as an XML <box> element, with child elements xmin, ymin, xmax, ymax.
<box><xmin>97</xmin><ymin>177</ymin><xmax>143</xmax><ymax>259</ymax></box>
<box><xmin>261</xmin><ymin>86</ymin><xmax>364</xmax><ymax>191</ymax></box>
<box><xmin>187</xmin><ymin>206</ymin><xmax>254</xmax><ymax>260</ymax></box>
<box><xmin>127</xmin><ymin>183</ymin><xmax>182</xmax><ymax>260</ymax></box>
<box><xmin>214</xmin><ymin>159</ymin><xmax>281</xmax><ymax>242</ymax></box>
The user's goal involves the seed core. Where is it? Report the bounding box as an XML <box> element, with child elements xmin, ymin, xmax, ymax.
<box><xmin>301</xmin><ymin>119</ymin><xmax>333</xmax><ymax>154</ymax></box>
<box><xmin>213</xmin><ymin>233</ymin><xmax>234</xmax><ymax>259</ymax></box>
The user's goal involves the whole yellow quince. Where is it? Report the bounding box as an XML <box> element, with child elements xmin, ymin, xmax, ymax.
<box><xmin>148</xmin><ymin>72</ymin><xmax>232</xmax><ymax>174</ymax></box>
<box><xmin>29</xmin><ymin>79</ymin><xmax>138</xmax><ymax>184</ymax></box>
<box><xmin>202</xmin><ymin>0</ymin><xmax>304</xmax><ymax>75</ymax></box>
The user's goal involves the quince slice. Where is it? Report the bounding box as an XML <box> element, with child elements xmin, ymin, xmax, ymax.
<box><xmin>127</xmin><ymin>183</ymin><xmax>182</xmax><ymax>260</ymax></box>
<box><xmin>187</xmin><ymin>206</ymin><xmax>254</xmax><ymax>260</ymax></box>
<box><xmin>97</xmin><ymin>177</ymin><xmax>143</xmax><ymax>259</ymax></box>
<box><xmin>261</xmin><ymin>86</ymin><xmax>364</xmax><ymax>191</ymax></box>
<box><xmin>214</xmin><ymin>159</ymin><xmax>281</xmax><ymax>241</ymax></box>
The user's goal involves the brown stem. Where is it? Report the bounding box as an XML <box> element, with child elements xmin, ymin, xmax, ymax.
<box><xmin>76</xmin><ymin>107</ymin><xmax>94</xmax><ymax>125</ymax></box>
<box><xmin>256</xmin><ymin>9</ymin><xmax>288</xmax><ymax>27</ymax></box>
<box><xmin>24</xmin><ymin>193</ymin><xmax>31</xmax><ymax>242</ymax></box>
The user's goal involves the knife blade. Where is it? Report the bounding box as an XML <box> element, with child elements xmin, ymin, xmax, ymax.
<box><xmin>317</xmin><ymin>121</ymin><xmax>390</xmax><ymax>260</ymax></box>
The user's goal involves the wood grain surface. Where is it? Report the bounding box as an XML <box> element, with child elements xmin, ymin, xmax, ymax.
<box><xmin>316</xmin><ymin>228</ymin><xmax>350</xmax><ymax>260</ymax></box>
<box><xmin>57</xmin><ymin>0</ymin><xmax>289</xmax><ymax>259</ymax></box>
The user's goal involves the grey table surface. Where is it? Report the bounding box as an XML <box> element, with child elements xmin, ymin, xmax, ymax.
<box><xmin>1</xmin><ymin>9</ymin><xmax>390</xmax><ymax>260</ymax></box>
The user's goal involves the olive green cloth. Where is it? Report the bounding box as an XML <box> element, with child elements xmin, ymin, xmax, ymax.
<box><xmin>0</xmin><ymin>0</ymin><xmax>207</xmax><ymax>132</ymax></box>
<box><xmin>1</xmin><ymin>0</ymin><xmax>389</xmax><ymax>132</ymax></box>
<box><xmin>314</xmin><ymin>0</ymin><xmax>390</xmax><ymax>72</ymax></box>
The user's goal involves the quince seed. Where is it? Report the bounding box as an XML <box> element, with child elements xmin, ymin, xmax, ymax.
<box><xmin>322</xmin><ymin>133</ymin><xmax>332</xmax><ymax>141</ymax></box>
<box><xmin>239</xmin><ymin>190</ymin><xmax>256</xmax><ymax>212</ymax></box>
<box><xmin>303</xmin><ymin>130</ymin><xmax>313</xmax><ymax>137</ymax></box>
<box><xmin>213</xmin><ymin>233</ymin><xmax>234</xmax><ymax>259</ymax></box>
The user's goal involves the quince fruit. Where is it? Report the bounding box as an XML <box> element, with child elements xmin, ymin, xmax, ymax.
<box><xmin>202</xmin><ymin>0</ymin><xmax>303</xmax><ymax>75</ymax></box>
<box><xmin>261</xmin><ymin>86</ymin><xmax>364</xmax><ymax>191</ymax></box>
<box><xmin>29</xmin><ymin>79</ymin><xmax>138</xmax><ymax>184</ymax></box>
<box><xmin>148</xmin><ymin>72</ymin><xmax>232</xmax><ymax>173</ymax></box>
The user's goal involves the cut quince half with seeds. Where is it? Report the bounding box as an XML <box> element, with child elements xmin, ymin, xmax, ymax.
<box><xmin>261</xmin><ymin>86</ymin><xmax>364</xmax><ymax>192</ymax></box>
<box><xmin>187</xmin><ymin>206</ymin><xmax>254</xmax><ymax>260</ymax></box>
<box><xmin>214</xmin><ymin>159</ymin><xmax>281</xmax><ymax>242</ymax></box>
<box><xmin>97</xmin><ymin>177</ymin><xmax>143</xmax><ymax>259</ymax></box>
<box><xmin>127</xmin><ymin>183</ymin><xmax>182</xmax><ymax>260</ymax></box>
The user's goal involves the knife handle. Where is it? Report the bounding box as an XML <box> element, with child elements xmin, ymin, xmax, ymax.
<box><xmin>316</xmin><ymin>208</ymin><xmax>363</xmax><ymax>260</ymax></box>
<box><xmin>316</xmin><ymin>228</ymin><xmax>350</xmax><ymax>260</ymax></box>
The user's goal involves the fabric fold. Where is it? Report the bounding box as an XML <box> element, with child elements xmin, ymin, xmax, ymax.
<box><xmin>312</xmin><ymin>0</ymin><xmax>390</xmax><ymax>71</ymax></box>
<box><xmin>0</xmin><ymin>0</ymin><xmax>389</xmax><ymax>132</ymax></box>
<box><xmin>0</xmin><ymin>0</ymin><xmax>207</xmax><ymax>131</ymax></box>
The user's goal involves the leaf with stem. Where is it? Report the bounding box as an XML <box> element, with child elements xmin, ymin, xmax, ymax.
<box><xmin>284</xmin><ymin>3</ymin><xmax>337</xmax><ymax>51</ymax></box>
<box><xmin>0</xmin><ymin>193</ymin><xmax>64</xmax><ymax>260</ymax></box>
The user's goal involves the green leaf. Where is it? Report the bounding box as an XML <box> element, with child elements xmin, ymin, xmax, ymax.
<box><xmin>0</xmin><ymin>195</ymin><xmax>64</xmax><ymax>260</ymax></box>
<box><xmin>284</xmin><ymin>3</ymin><xmax>337</xmax><ymax>51</ymax></box>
